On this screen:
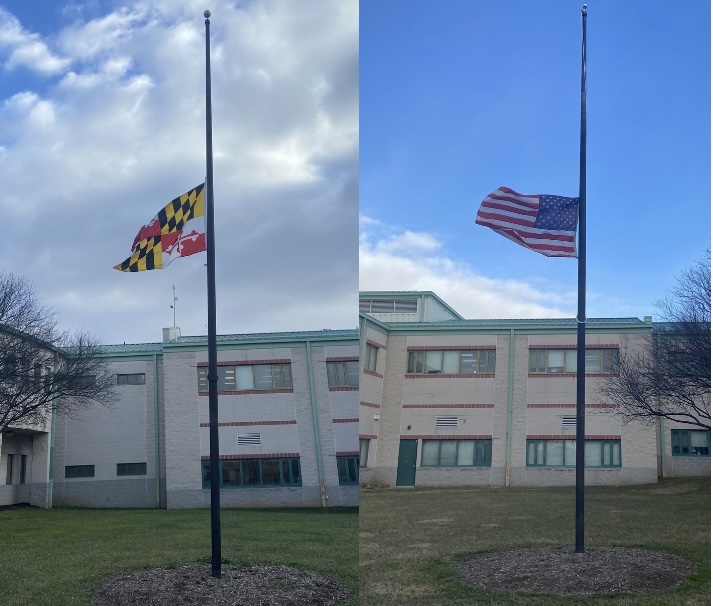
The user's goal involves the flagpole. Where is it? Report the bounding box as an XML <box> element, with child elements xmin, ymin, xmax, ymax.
<box><xmin>204</xmin><ymin>8</ymin><xmax>222</xmax><ymax>578</ymax></box>
<box><xmin>575</xmin><ymin>3</ymin><xmax>587</xmax><ymax>554</ymax></box>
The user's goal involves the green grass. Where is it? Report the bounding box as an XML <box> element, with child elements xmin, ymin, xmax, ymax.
<box><xmin>0</xmin><ymin>506</ymin><xmax>358</xmax><ymax>605</ymax></box>
<box><xmin>359</xmin><ymin>477</ymin><xmax>710</xmax><ymax>605</ymax></box>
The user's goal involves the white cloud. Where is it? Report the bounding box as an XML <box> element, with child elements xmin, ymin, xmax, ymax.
<box><xmin>0</xmin><ymin>8</ymin><xmax>71</xmax><ymax>74</ymax></box>
<box><xmin>360</xmin><ymin>216</ymin><xmax>576</xmax><ymax>319</ymax></box>
<box><xmin>0</xmin><ymin>0</ymin><xmax>358</xmax><ymax>344</ymax></box>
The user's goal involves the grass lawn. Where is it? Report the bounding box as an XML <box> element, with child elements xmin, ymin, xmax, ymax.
<box><xmin>359</xmin><ymin>477</ymin><xmax>710</xmax><ymax>605</ymax></box>
<box><xmin>0</xmin><ymin>506</ymin><xmax>358</xmax><ymax>606</ymax></box>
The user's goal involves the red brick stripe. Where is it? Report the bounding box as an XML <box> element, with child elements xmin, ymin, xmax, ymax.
<box><xmin>329</xmin><ymin>386</ymin><xmax>359</xmax><ymax>392</ymax></box>
<box><xmin>200</xmin><ymin>388</ymin><xmax>293</xmax><ymax>396</ymax></box>
<box><xmin>197</xmin><ymin>359</ymin><xmax>292</xmax><ymax>367</ymax></box>
<box><xmin>527</xmin><ymin>403</ymin><xmax>620</xmax><ymax>409</ymax></box>
<box><xmin>405</xmin><ymin>374</ymin><xmax>495</xmax><ymax>379</ymax></box>
<box><xmin>526</xmin><ymin>434</ymin><xmax>621</xmax><ymax>440</ymax></box>
<box><xmin>528</xmin><ymin>373</ymin><xmax>618</xmax><ymax>378</ymax></box>
<box><xmin>326</xmin><ymin>357</ymin><xmax>359</xmax><ymax>362</ymax></box>
<box><xmin>402</xmin><ymin>434</ymin><xmax>492</xmax><ymax>440</ymax></box>
<box><xmin>407</xmin><ymin>345</ymin><xmax>495</xmax><ymax>351</ymax></box>
<box><xmin>402</xmin><ymin>404</ymin><xmax>494</xmax><ymax>409</ymax></box>
<box><xmin>366</xmin><ymin>339</ymin><xmax>386</xmax><ymax>349</ymax></box>
<box><xmin>201</xmin><ymin>453</ymin><xmax>300</xmax><ymax>460</ymax></box>
<box><xmin>359</xmin><ymin>434</ymin><xmax>378</xmax><ymax>439</ymax></box>
<box><xmin>199</xmin><ymin>420</ymin><xmax>297</xmax><ymax>427</ymax></box>
<box><xmin>336</xmin><ymin>451</ymin><xmax>359</xmax><ymax>457</ymax></box>
<box><xmin>333</xmin><ymin>418</ymin><xmax>359</xmax><ymax>423</ymax></box>
<box><xmin>363</xmin><ymin>369</ymin><xmax>383</xmax><ymax>379</ymax></box>
<box><xmin>360</xmin><ymin>401</ymin><xmax>381</xmax><ymax>409</ymax></box>
<box><xmin>528</xmin><ymin>344</ymin><xmax>619</xmax><ymax>349</ymax></box>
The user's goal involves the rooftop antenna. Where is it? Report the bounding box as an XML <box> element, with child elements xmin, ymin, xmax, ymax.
<box><xmin>170</xmin><ymin>285</ymin><xmax>178</xmax><ymax>327</ymax></box>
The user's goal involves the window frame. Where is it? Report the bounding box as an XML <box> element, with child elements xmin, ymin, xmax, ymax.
<box><xmin>337</xmin><ymin>456</ymin><xmax>359</xmax><ymax>485</ymax></box>
<box><xmin>407</xmin><ymin>349</ymin><xmax>495</xmax><ymax>375</ymax></box>
<box><xmin>327</xmin><ymin>360</ymin><xmax>360</xmax><ymax>387</ymax></box>
<box><xmin>359</xmin><ymin>439</ymin><xmax>370</xmax><ymax>468</ymax></box>
<box><xmin>117</xmin><ymin>373</ymin><xmax>146</xmax><ymax>386</ymax></box>
<box><xmin>6</xmin><ymin>453</ymin><xmax>14</xmax><ymax>485</ymax></box>
<box><xmin>201</xmin><ymin>457</ymin><xmax>302</xmax><ymax>488</ymax></box>
<box><xmin>671</xmin><ymin>429</ymin><xmax>711</xmax><ymax>457</ymax></box>
<box><xmin>117</xmin><ymin>462</ymin><xmax>148</xmax><ymax>476</ymax></box>
<box><xmin>529</xmin><ymin>348</ymin><xmax>619</xmax><ymax>374</ymax></box>
<box><xmin>420</xmin><ymin>439</ymin><xmax>492</xmax><ymax>467</ymax></box>
<box><xmin>525</xmin><ymin>439</ymin><xmax>622</xmax><ymax>468</ymax></box>
<box><xmin>65</xmin><ymin>465</ymin><xmax>95</xmax><ymax>479</ymax></box>
<box><xmin>197</xmin><ymin>363</ymin><xmax>293</xmax><ymax>393</ymax></box>
<box><xmin>364</xmin><ymin>344</ymin><xmax>378</xmax><ymax>373</ymax></box>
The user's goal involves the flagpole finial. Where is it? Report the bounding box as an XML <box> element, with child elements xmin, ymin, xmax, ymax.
<box><xmin>204</xmin><ymin>9</ymin><xmax>211</xmax><ymax>18</ymax></box>
<box><xmin>582</xmin><ymin>4</ymin><xmax>587</xmax><ymax>13</ymax></box>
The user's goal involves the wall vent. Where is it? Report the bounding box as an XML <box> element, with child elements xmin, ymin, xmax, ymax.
<box><xmin>436</xmin><ymin>416</ymin><xmax>458</xmax><ymax>427</ymax></box>
<box><xmin>561</xmin><ymin>416</ymin><xmax>577</xmax><ymax>428</ymax></box>
<box><xmin>237</xmin><ymin>433</ymin><xmax>261</xmax><ymax>446</ymax></box>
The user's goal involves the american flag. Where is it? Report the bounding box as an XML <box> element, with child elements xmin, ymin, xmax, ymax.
<box><xmin>476</xmin><ymin>186</ymin><xmax>579</xmax><ymax>257</ymax></box>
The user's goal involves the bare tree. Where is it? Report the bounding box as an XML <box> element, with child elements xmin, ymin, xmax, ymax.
<box><xmin>599</xmin><ymin>250</ymin><xmax>710</xmax><ymax>429</ymax></box>
<box><xmin>0</xmin><ymin>273</ymin><xmax>117</xmax><ymax>433</ymax></box>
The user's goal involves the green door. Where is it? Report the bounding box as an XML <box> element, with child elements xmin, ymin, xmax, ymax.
<box><xmin>396</xmin><ymin>439</ymin><xmax>418</xmax><ymax>486</ymax></box>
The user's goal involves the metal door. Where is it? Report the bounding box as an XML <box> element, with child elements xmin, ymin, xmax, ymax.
<box><xmin>396</xmin><ymin>439</ymin><xmax>418</xmax><ymax>486</ymax></box>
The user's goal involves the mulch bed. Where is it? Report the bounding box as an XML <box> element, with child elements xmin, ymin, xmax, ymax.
<box><xmin>93</xmin><ymin>564</ymin><xmax>354</xmax><ymax>606</ymax></box>
<box><xmin>459</xmin><ymin>546</ymin><xmax>696</xmax><ymax>597</ymax></box>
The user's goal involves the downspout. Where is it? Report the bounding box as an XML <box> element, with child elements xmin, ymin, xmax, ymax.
<box><xmin>505</xmin><ymin>328</ymin><xmax>515</xmax><ymax>487</ymax></box>
<box><xmin>47</xmin><ymin>351</ymin><xmax>59</xmax><ymax>508</ymax></box>
<box><xmin>153</xmin><ymin>354</ymin><xmax>161</xmax><ymax>508</ymax></box>
<box><xmin>305</xmin><ymin>341</ymin><xmax>326</xmax><ymax>507</ymax></box>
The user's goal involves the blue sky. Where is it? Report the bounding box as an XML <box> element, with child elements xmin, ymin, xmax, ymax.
<box><xmin>0</xmin><ymin>0</ymin><xmax>358</xmax><ymax>344</ymax></box>
<box><xmin>359</xmin><ymin>0</ymin><xmax>711</xmax><ymax>321</ymax></box>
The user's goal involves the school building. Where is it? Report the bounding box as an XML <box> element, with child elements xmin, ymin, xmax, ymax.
<box><xmin>358</xmin><ymin>291</ymin><xmax>710</xmax><ymax>488</ymax></box>
<box><xmin>1</xmin><ymin>327</ymin><xmax>359</xmax><ymax>509</ymax></box>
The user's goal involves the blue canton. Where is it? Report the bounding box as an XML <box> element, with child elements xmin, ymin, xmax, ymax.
<box><xmin>534</xmin><ymin>195</ymin><xmax>579</xmax><ymax>231</ymax></box>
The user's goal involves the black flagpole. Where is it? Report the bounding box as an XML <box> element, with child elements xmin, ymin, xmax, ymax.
<box><xmin>204</xmin><ymin>8</ymin><xmax>222</xmax><ymax>578</ymax></box>
<box><xmin>575</xmin><ymin>3</ymin><xmax>587</xmax><ymax>554</ymax></box>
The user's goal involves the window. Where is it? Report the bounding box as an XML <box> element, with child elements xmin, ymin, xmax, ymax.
<box><xmin>421</xmin><ymin>440</ymin><xmax>492</xmax><ymax>467</ymax></box>
<box><xmin>671</xmin><ymin>430</ymin><xmax>710</xmax><ymax>457</ymax></box>
<box><xmin>117</xmin><ymin>462</ymin><xmax>147</xmax><ymax>476</ymax></box>
<box><xmin>65</xmin><ymin>465</ymin><xmax>95</xmax><ymax>478</ymax></box>
<box><xmin>6</xmin><ymin>454</ymin><xmax>14</xmax><ymax>485</ymax></box>
<box><xmin>407</xmin><ymin>350</ymin><xmax>495</xmax><ymax>375</ymax></box>
<box><xmin>529</xmin><ymin>349</ymin><xmax>619</xmax><ymax>374</ymax></box>
<box><xmin>197</xmin><ymin>363</ymin><xmax>292</xmax><ymax>393</ymax></box>
<box><xmin>69</xmin><ymin>375</ymin><xmax>97</xmax><ymax>389</ymax></box>
<box><xmin>117</xmin><ymin>373</ymin><xmax>146</xmax><ymax>386</ymax></box>
<box><xmin>364</xmin><ymin>344</ymin><xmax>378</xmax><ymax>373</ymax></box>
<box><xmin>526</xmin><ymin>440</ymin><xmax>621</xmax><ymax>467</ymax></box>
<box><xmin>337</xmin><ymin>456</ymin><xmax>359</xmax><ymax>485</ymax></box>
<box><xmin>20</xmin><ymin>455</ymin><xmax>27</xmax><ymax>484</ymax></box>
<box><xmin>359</xmin><ymin>439</ymin><xmax>370</xmax><ymax>468</ymax></box>
<box><xmin>201</xmin><ymin>457</ymin><xmax>302</xmax><ymax>488</ymax></box>
<box><xmin>327</xmin><ymin>361</ymin><xmax>359</xmax><ymax>387</ymax></box>
<box><xmin>360</xmin><ymin>298</ymin><xmax>418</xmax><ymax>314</ymax></box>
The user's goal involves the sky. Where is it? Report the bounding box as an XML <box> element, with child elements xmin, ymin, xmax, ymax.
<box><xmin>360</xmin><ymin>0</ymin><xmax>711</xmax><ymax>322</ymax></box>
<box><xmin>0</xmin><ymin>0</ymin><xmax>358</xmax><ymax>345</ymax></box>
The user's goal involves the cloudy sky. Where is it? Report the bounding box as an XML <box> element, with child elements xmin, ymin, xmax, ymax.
<box><xmin>0</xmin><ymin>0</ymin><xmax>357</xmax><ymax>345</ymax></box>
<box><xmin>360</xmin><ymin>1</ymin><xmax>710</xmax><ymax>322</ymax></box>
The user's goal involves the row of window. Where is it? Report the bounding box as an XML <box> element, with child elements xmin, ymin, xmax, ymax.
<box><xmin>529</xmin><ymin>349</ymin><xmax>619</xmax><ymax>374</ymax></box>
<box><xmin>407</xmin><ymin>349</ymin><xmax>495</xmax><ymax>375</ymax></box>
<box><xmin>5</xmin><ymin>454</ymin><xmax>28</xmax><ymax>485</ymax></box>
<box><xmin>197</xmin><ymin>364</ymin><xmax>293</xmax><ymax>392</ymax></box>
<box><xmin>671</xmin><ymin>429</ymin><xmax>710</xmax><ymax>456</ymax></box>
<box><xmin>64</xmin><ymin>463</ymin><xmax>147</xmax><ymax>478</ymax></box>
<box><xmin>526</xmin><ymin>440</ymin><xmax>621</xmax><ymax>467</ymax></box>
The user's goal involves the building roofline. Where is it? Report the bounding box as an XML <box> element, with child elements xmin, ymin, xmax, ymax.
<box><xmin>359</xmin><ymin>290</ymin><xmax>465</xmax><ymax>320</ymax></box>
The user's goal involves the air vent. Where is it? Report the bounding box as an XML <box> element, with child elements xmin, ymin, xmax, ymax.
<box><xmin>436</xmin><ymin>416</ymin><xmax>458</xmax><ymax>427</ymax></box>
<box><xmin>237</xmin><ymin>433</ymin><xmax>261</xmax><ymax>446</ymax></box>
<box><xmin>561</xmin><ymin>416</ymin><xmax>577</xmax><ymax>427</ymax></box>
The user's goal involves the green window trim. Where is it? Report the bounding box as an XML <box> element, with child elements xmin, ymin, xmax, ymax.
<box><xmin>117</xmin><ymin>462</ymin><xmax>148</xmax><ymax>476</ymax></box>
<box><xmin>364</xmin><ymin>344</ymin><xmax>378</xmax><ymax>373</ymax></box>
<box><xmin>525</xmin><ymin>439</ymin><xmax>622</xmax><ymax>468</ymax></box>
<box><xmin>671</xmin><ymin>429</ymin><xmax>710</xmax><ymax>457</ymax></box>
<box><xmin>201</xmin><ymin>457</ymin><xmax>302</xmax><ymax>488</ymax></box>
<box><xmin>529</xmin><ymin>348</ymin><xmax>619</xmax><ymax>374</ymax></box>
<box><xmin>65</xmin><ymin>465</ymin><xmax>95</xmax><ymax>478</ymax></box>
<box><xmin>327</xmin><ymin>361</ymin><xmax>360</xmax><ymax>387</ymax></box>
<box><xmin>337</xmin><ymin>456</ymin><xmax>359</xmax><ymax>485</ymax></box>
<box><xmin>421</xmin><ymin>439</ymin><xmax>492</xmax><ymax>467</ymax></box>
<box><xmin>407</xmin><ymin>350</ymin><xmax>495</xmax><ymax>375</ymax></box>
<box><xmin>359</xmin><ymin>439</ymin><xmax>370</xmax><ymax>468</ymax></box>
<box><xmin>197</xmin><ymin>363</ymin><xmax>293</xmax><ymax>393</ymax></box>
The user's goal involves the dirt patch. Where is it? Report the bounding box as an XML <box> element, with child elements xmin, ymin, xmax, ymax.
<box><xmin>93</xmin><ymin>563</ymin><xmax>353</xmax><ymax>606</ymax></box>
<box><xmin>459</xmin><ymin>547</ymin><xmax>696</xmax><ymax>597</ymax></box>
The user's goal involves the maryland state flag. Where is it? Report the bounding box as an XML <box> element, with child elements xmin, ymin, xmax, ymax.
<box><xmin>114</xmin><ymin>183</ymin><xmax>206</xmax><ymax>272</ymax></box>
